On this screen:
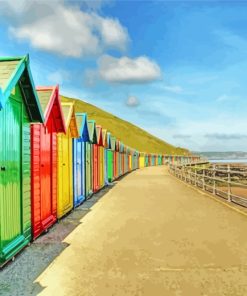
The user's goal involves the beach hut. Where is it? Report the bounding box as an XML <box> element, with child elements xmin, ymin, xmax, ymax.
<box><xmin>145</xmin><ymin>154</ymin><xmax>149</xmax><ymax>167</ymax></box>
<box><xmin>102</xmin><ymin>129</ymin><xmax>109</xmax><ymax>185</ymax></box>
<box><xmin>73</xmin><ymin>113</ymin><xmax>90</xmax><ymax>208</ymax></box>
<box><xmin>155</xmin><ymin>155</ymin><xmax>159</xmax><ymax>166</ymax></box>
<box><xmin>125</xmin><ymin>147</ymin><xmax>130</xmax><ymax>173</ymax></box>
<box><xmin>86</xmin><ymin>120</ymin><xmax>97</xmax><ymax>197</ymax></box>
<box><xmin>162</xmin><ymin>155</ymin><xmax>166</xmax><ymax>165</ymax></box>
<box><xmin>108</xmin><ymin>135</ymin><xmax>115</xmax><ymax>182</ymax></box>
<box><xmin>132</xmin><ymin>150</ymin><xmax>139</xmax><ymax>170</ymax></box>
<box><xmin>31</xmin><ymin>85</ymin><xmax>66</xmax><ymax>239</ymax></box>
<box><xmin>111</xmin><ymin>137</ymin><xmax>118</xmax><ymax>179</ymax></box>
<box><xmin>139</xmin><ymin>152</ymin><xmax>145</xmax><ymax>168</ymax></box>
<box><xmin>128</xmin><ymin>148</ymin><xmax>132</xmax><ymax>171</ymax></box>
<box><xmin>96</xmin><ymin>125</ymin><xmax>104</xmax><ymax>190</ymax></box>
<box><xmin>123</xmin><ymin>145</ymin><xmax>128</xmax><ymax>174</ymax></box>
<box><xmin>90</xmin><ymin>121</ymin><xmax>100</xmax><ymax>193</ymax></box>
<box><xmin>57</xmin><ymin>101</ymin><xmax>79</xmax><ymax>219</ymax></box>
<box><xmin>0</xmin><ymin>55</ymin><xmax>44</xmax><ymax>264</ymax></box>
<box><xmin>160</xmin><ymin>155</ymin><xmax>163</xmax><ymax>165</ymax></box>
<box><xmin>115</xmin><ymin>139</ymin><xmax>120</xmax><ymax>178</ymax></box>
<box><xmin>121</xmin><ymin>142</ymin><xmax>126</xmax><ymax>175</ymax></box>
<box><xmin>118</xmin><ymin>141</ymin><xmax>122</xmax><ymax>175</ymax></box>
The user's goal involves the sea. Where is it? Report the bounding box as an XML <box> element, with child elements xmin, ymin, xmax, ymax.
<box><xmin>209</xmin><ymin>159</ymin><xmax>247</xmax><ymax>164</ymax></box>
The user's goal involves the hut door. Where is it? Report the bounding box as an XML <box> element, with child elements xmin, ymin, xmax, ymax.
<box><xmin>93</xmin><ymin>145</ymin><xmax>98</xmax><ymax>190</ymax></box>
<box><xmin>85</xmin><ymin>143</ymin><xmax>91</xmax><ymax>196</ymax></box>
<box><xmin>40</xmin><ymin>125</ymin><xmax>52</xmax><ymax>222</ymax></box>
<box><xmin>76</xmin><ymin>140</ymin><xmax>83</xmax><ymax>199</ymax></box>
<box><xmin>61</xmin><ymin>131</ymin><xmax>72</xmax><ymax>210</ymax></box>
<box><xmin>0</xmin><ymin>98</ymin><xmax>22</xmax><ymax>250</ymax></box>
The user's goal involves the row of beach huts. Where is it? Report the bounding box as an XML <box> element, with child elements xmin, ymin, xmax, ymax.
<box><xmin>0</xmin><ymin>55</ymin><xmax>200</xmax><ymax>266</ymax></box>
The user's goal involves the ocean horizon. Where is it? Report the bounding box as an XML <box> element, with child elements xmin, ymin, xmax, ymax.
<box><xmin>209</xmin><ymin>159</ymin><xmax>247</xmax><ymax>164</ymax></box>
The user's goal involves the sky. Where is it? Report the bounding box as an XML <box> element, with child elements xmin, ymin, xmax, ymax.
<box><xmin>0</xmin><ymin>0</ymin><xmax>247</xmax><ymax>152</ymax></box>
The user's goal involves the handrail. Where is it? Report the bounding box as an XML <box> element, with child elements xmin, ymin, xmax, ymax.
<box><xmin>169</xmin><ymin>163</ymin><xmax>247</xmax><ymax>208</ymax></box>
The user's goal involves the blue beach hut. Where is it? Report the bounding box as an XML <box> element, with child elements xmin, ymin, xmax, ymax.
<box><xmin>73</xmin><ymin>113</ymin><xmax>90</xmax><ymax>207</ymax></box>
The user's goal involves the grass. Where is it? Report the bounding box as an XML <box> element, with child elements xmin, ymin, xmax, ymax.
<box><xmin>62</xmin><ymin>95</ymin><xmax>189</xmax><ymax>155</ymax></box>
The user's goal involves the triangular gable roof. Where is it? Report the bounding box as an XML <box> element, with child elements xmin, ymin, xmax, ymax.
<box><xmin>106</xmin><ymin>132</ymin><xmax>112</xmax><ymax>149</ymax></box>
<box><xmin>0</xmin><ymin>55</ymin><xmax>44</xmax><ymax>122</ymax></box>
<box><xmin>110</xmin><ymin>136</ymin><xmax>116</xmax><ymax>151</ymax></box>
<box><xmin>102</xmin><ymin>129</ymin><xmax>108</xmax><ymax>148</ymax></box>
<box><xmin>75</xmin><ymin>113</ymin><xmax>90</xmax><ymax>142</ymax></box>
<box><xmin>61</xmin><ymin>101</ymin><xmax>79</xmax><ymax>138</ymax></box>
<box><xmin>96</xmin><ymin>125</ymin><xmax>103</xmax><ymax>146</ymax></box>
<box><xmin>36</xmin><ymin>85</ymin><xmax>66</xmax><ymax>133</ymax></box>
<box><xmin>87</xmin><ymin>120</ymin><xmax>97</xmax><ymax>144</ymax></box>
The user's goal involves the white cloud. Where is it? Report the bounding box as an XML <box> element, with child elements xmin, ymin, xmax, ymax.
<box><xmin>2</xmin><ymin>1</ymin><xmax>129</xmax><ymax>58</ymax></box>
<box><xmin>126</xmin><ymin>96</ymin><xmax>139</xmax><ymax>107</ymax></box>
<box><xmin>98</xmin><ymin>55</ymin><xmax>161</xmax><ymax>83</ymax></box>
<box><xmin>99</xmin><ymin>17</ymin><xmax>129</xmax><ymax>51</ymax></box>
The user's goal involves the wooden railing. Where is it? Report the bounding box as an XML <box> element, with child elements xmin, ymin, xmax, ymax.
<box><xmin>169</xmin><ymin>163</ymin><xmax>247</xmax><ymax>208</ymax></box>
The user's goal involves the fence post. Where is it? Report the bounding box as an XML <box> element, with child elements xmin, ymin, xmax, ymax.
<box><xmin>194</xmin><ymin>167</ymin><xmax>197</xmax><ymax>186</ymax></box>
<box><xmin>227</xmin><ymin>164</ymin><xmax>231</xmax><ymax>202</ymax></box>
<box><xmin>213</xmin><ymin>164</ymin><xmax>216</xmax><ymax>195</ymax></box>
<box><xmin>189</xmin><ymin>164</ymin><xmax>192</xmax><ymax>184</ymax></box>
<box><xmin>202</xmin><ymin>168</ymin><xmax>205</xmax><ymax>190</ymax></box>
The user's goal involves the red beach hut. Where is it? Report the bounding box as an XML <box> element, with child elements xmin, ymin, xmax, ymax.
<box><xmin>31</xmin><ymin>85</ymin><xmax>66</xmax><ymax>239</ymax></box>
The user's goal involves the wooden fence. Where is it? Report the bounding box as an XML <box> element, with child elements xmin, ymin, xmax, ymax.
<box><xmin>169</xmin><ymin>163</ymin><xmax>247</xmax><ymax>208</ymax></box>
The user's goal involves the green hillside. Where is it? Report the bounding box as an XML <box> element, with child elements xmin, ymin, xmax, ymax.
<box><xmin>62</xmin><ymin>95</ymin><xmax>189</xmax><ymax>155</ymax></box>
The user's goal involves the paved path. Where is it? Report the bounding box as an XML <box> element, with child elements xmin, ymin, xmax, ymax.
<box><xmin>36</xmin><ymin>166</ymin><xmax>247</xmax><ymax>296</ymax></box>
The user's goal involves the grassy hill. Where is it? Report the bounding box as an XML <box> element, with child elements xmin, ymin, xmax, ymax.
<box><xmin>62</xmin><ymin>95</ymin><xmax>189</xmax><ymax>155</ymax></box>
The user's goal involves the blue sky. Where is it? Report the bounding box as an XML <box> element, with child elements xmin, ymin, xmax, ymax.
<box><xmin>0</xmin><ymin>0</ymin><xmax>247</xmax><ymax>152</ymax></box>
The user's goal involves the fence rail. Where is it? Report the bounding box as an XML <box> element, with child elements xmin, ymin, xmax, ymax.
<box><xmin>169</xmin><ymin>163</ymin><xmax>247</xmax><ymax>208</ymax></box>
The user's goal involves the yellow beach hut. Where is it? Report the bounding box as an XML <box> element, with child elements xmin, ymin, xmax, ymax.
<box><xmin>57</xmin><ymin>101</ymin><xmax>79</xmax><ymax>218</ymax></box>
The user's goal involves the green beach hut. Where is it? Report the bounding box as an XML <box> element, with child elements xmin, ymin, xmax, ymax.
<box><xmin>0</xmin><ymin>55</ymin><xmax>44</xmax><ymax>265</ymax></box>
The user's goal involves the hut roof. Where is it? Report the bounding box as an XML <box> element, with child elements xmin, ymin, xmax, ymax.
<box><xmin>61</xmin><ymin>101</ymin><xmax>79</xmax><ymax>138</ymax></box>
<box><xmin>36</xmin><ymin>85</ymin><xmax>66</xmax><ymax>133</ymax></box>
<box><xmin>87</xmin><ymin>120</ymin><xmax>97</xmax><ymax>144</ymax></box>
<box><xmin>0</xmin><ymin>55</ymin><xmax>44</xmax><ymax>122</ymax></box>
<box><xmin>75</xmin><ymin>113</ymin><xmax>90</xmax><ymax>142</ymax></box>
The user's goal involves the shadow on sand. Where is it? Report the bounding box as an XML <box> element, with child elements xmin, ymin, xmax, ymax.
<box><xmin>0</xmin><ymin>179</ymin><xmax>125</xmax><ymax>296</ymax></box>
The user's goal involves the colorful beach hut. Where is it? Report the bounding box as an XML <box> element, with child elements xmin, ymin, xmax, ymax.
<box><xmin>0</xmin><ymin>55</ymin><xmax>44</xmax><ymax>264</ymax></box>
<box><xmin>57</xmin><ymin>101</ymin><xmax>79</xmax><ymax>218</ymax></box>
<box><xmin>123</xmin><ymin>145</ymin><xmax>128</xmax><ymax>174</ymax></box>
<box><xmin>131</xmin><ymin>150</ymin><xmax>139</xmax><ymax>170</ymax></box>
<box><xmin>102</xmin><ymin>129</ymin><xmax>109</xmax><ymax>185</ymax></box>
<box><xmin>107</xmin><ymin>134</ymin><xmax>115</xmax><ymax>182</ymax></box>
<box><xmin>31</xmin><ymin>85</ymin><xmax>66</xmax><ymax>239</ymax></box>
<box><xmin>139</xmin><ymin>152</ymin><xmax>145</xmax><ymax>168</ymax></box>
<box><xmin>96</xmin><ymin>125</ymin><xmax>104</xmax><ymax>190</ymax></box>
<box><xmin>86</xmin><ymin>120</ymin><xmax>97</xmax><ymax>197</ymax></box>
<box><xmin>158</xmin><ymin>154</ymin><xmax>162</xmax><ymax>165</ymax></box>
<box><xmin>119</xmin><ymin>142</ymin><xmax>124</xmax><ymax>176</ymax></box>
<box><xmin>73</xmin><ymin>113</ymin><xmax>90</xmax><ymax>207</ymax></box>
<box><xmin>128</xmin><ymin>148</ymin><xmax>133</xmax><ymax>171</ymax></box>
<box><xmin>125</xmin><ymin>146</ymin><xmax>130</xmax><ymax>173</ymax></box>
<box><xmin>115</xmin><ymin>139</ymin><xmax>120</xmax><ymax>178</ymax></box>
<box><xmin>111</xmin><ymin>137</ymin><xmax>118</xmax><ymax>179</ymax></box>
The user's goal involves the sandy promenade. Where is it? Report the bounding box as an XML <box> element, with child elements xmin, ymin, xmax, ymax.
<box><xmin>36</xmin><ymin>166</ymin><xmax>247</xmax><ymax>296</ymax></box>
